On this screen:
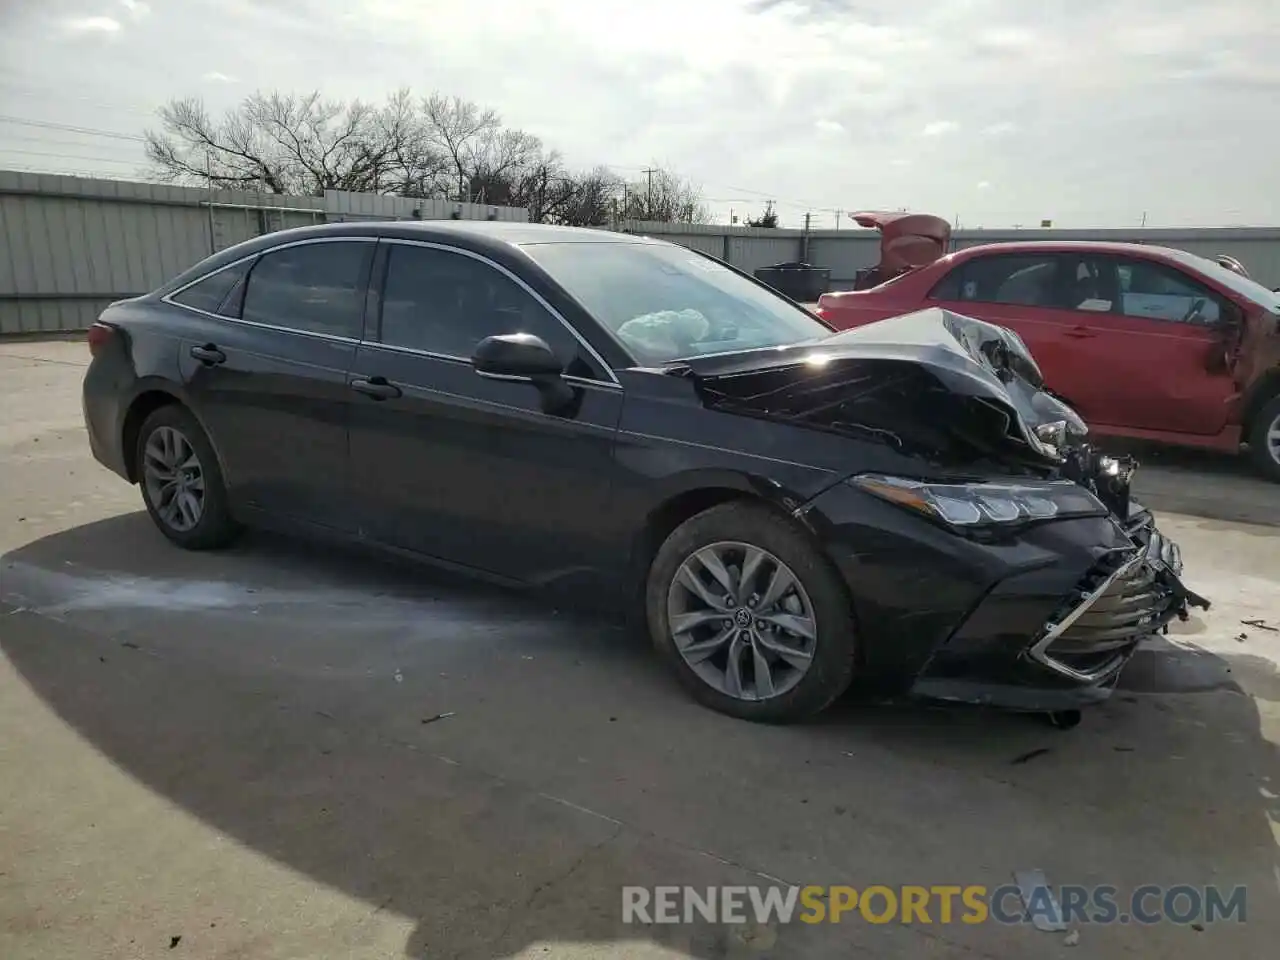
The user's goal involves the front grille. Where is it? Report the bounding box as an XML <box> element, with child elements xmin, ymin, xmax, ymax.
<box><xmin>1029</xmin><ymin>550</ymin><xmax>1176</xmax><ymax>681</ymax></box>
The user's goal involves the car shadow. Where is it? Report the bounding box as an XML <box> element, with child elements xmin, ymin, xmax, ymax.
<box><xmin>3</xmin><ymin>513</ymin><xmax>1279</xmax><ymax>958</ymax></box>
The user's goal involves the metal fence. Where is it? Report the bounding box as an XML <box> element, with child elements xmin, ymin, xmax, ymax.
<box><xmin>619</xmin><ymin>221</ymin><xmax>1280</xmax><ymax>294</ymax></box>
<box><xmin>0</xmin><ymin>171</ymin><xmax>527</xmax><ymax>335</ymax></box>
<box><xmin>3</xmin><ymin>167</ymin><xmax>1278</xmax><ymax>335</ymax></box>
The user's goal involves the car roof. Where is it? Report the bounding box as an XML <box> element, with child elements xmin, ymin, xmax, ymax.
<box><xmin>259</xmin><ymin>219</ymin><xmax>660</xmax><ymax>249</ymax></box>
<box><xmin>154</xmin><ymin>219</ymin><xmax>671</xmax><ymax>300</ymax></box>
<box><xmin>954</xmin><ymin>240</ymin><xmax>1187</xmax><ymax>258</ymax></box>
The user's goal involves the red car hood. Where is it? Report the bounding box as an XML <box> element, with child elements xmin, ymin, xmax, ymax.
<box><xmin>851</xmin><ymin>211</ymin><xmax>952</xmax><ymax>273</ymax></box>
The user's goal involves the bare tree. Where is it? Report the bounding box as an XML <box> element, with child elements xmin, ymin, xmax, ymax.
<box><xmin>421</xmin><ymin>94</ymin><xmax>503</xmax><ymax>201</ymax></box>
<box><xmin>555</xmin><ymin>166</ymin><xmax>624</xmax><ymax>227</ymax></box>
<box><xmin>620</xmin><ymin>167</ymin><xmax>709</xmax><ymax>223</ymax></box>
<box><xmin>145</xmin><ymin>89</ymin><xmax>439</xmax><ymax>196</ymax></box>
<box><xmin>144</xmin><ymin>88</ymin><xmax>708</xmax><ymax>224</ymax></box>
<box><xmin>746</xmin><ymin>201</ymin><xmax>778</xmax><ymax>228</ymax></box>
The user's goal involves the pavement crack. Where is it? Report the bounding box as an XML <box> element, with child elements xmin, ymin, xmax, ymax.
<box><xmin>481</xmin><ymin>824</ymin><xmax>623</xmax><ymax>957</ymax></box>
<box><xmin>524</xmin><ymin>824</ymin><xmax>623</xmax><ymax>912</ymax></box>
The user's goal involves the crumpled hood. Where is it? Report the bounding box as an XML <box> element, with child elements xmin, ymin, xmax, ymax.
<box><xmin>673</xmin><ymin>307</ymin><xmax>1076</xmax><ymax>471</ymax></box>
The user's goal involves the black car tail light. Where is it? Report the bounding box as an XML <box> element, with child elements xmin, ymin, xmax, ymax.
<box><xmin>86</xmin><ymin>321</ymin><xmax>117</xmax><ymax>358</ymax></box>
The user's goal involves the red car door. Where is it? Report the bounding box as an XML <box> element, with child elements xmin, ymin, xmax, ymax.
<box><xmin>1046</xmin><ymin>255</ymin><xmax>1238</xmax><ymax>436</ymax></box>
<box><xmin>930</xmin><ymin>251</ymin><xmax>1238</xmax><ymax>436</ymax></box>
<box><xmin>927</xmin><ymin>251</ymin><xmax>1089</xmax><ymax>407</ymax></box>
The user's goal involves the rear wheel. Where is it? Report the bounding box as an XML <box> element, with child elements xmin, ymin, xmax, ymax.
<box><xmin>1246</xmin><ymin>394</ymin><xmax>1280</xmax><ymax>482</ymax></box>
<box><xmin>136</xmin><ymin>404</ymin><xmax>239</xmax><ymax>550</ymax></box>
<box><xmin>645</xmin><ymin>501</ymin><xmax>857</xmax><ymax>723</ymax></box>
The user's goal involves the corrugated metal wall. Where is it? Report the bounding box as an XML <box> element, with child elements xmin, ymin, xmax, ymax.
<box><xmin>323</xmin><ymin>190</ymin><xmax>529</xmax><ymax>223</ymax></box>
<box><xmin>625</xmin><ymin>221</ymin><xmax>1280</xmax><ymax>294</ymax></box>
<box><xmin>0</xmin><ymin>171</ymin><xmax>526</xmax><ymax>334</ymax></box>
<box><xmin>6</xmin><ymin>171</ymin><xmax>1279</xmax><ymax>335</ymax></box>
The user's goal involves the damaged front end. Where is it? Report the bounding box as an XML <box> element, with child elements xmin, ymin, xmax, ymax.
<box><xmin>675</xmin><ymin>307</ymin><xmax>1210</xmax><ymax>701</ymax></box>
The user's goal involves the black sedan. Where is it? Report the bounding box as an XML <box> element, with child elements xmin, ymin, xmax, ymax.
<box><xmin>81</xmin><ymin>221</ymin><xmax>1207</xmax><ymax>723</ymax></box>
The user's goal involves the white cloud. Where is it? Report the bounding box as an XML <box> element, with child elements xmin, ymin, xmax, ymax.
<box><xmin>63</xmin><ymin>16</ymin><xmax>122</xmax><ymax>33</ymax></box>
<box><xmin>921</xmin><ymin>120</ymin><xmax>959</xmax><ymax>137</ymax></box>
<box><xmin>975</xmin><ymin>27</ymin><xmax>1037</xmax><ymax>51</ymax></box>
<box><xmin>977</xmin><ymin>181</ymin><xmax>992</xmax><ymax>190</ymax></box>
<box><xmin>15</xmin><ymin>0</ymin><xmax>1280</xmax><ymax>228</ymax></box>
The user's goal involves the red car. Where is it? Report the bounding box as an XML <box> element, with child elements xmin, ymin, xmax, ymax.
<box><xmin>816</xmin><ymin>212</ymin><xmax>1280</xmax><ymax>480</ymax></box>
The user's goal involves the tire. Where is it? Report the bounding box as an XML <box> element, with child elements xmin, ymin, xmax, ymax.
<box><xmin>135</xmin><ymin>404</ymin><xmax>240</xmax><ymax>550</ymax></box>
<box><xmin>645</xmin><ymin>501</ymin><xmax>857</xmax><ymax>723</ymax></box>
<box><xmin>1246</xmin><ymin>394</ymin><xmax>1280</xmax><ymax>483</ymax></box>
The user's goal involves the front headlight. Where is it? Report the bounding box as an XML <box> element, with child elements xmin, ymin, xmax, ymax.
<box><xmin>850</xmin><ymin>473</ymin><xmax>1107</xmax><ymax>528</ymax></box>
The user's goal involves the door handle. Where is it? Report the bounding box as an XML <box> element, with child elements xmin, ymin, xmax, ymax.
<box><xmin>349</xmin><ymin>376</ymin><xmax>402</xmax><ymax>400</ymax></box>
<box><xmin>1064</xmin><ymin>326</ymin><xmax>1096</xmax><ymax>339</ymax></box>
<box><xmin>189</xmin><ymin>343</ymin><xmax>226</xmax><ymax>365</ymax></box>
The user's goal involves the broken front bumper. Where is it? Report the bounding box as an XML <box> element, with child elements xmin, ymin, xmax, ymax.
<box><xmin>801</xmin><ymin>480</ymin><xmax>1210</xmax><ymax>712</ymax></box>
<box><xmin>910</xmin><ymin>511</ymin><xmax>1209</xmax><ymax>710</ymax></box>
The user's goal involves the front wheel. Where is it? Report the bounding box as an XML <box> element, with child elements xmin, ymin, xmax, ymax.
<box><xmin>1246</xmin><ymin>394</ymin><xmax>1280</xmax><ymax>482</ymax></box>
<box><xmin>645</xmin><ymin>501</ymin><xmax>858</xmax><ymax>723</ymax></box>
<box><xmin>136</xmin><ymin>404</ymin><xmax>240</xmax><ymax>550</ymax></box>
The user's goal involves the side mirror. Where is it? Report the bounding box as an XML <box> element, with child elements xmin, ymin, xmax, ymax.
<box><xmin>472</xmin><ymin>333</ymin><xmax>564</xmax><ymax>379</ymax></box>
<box><xmin>471</xmin><ymin>333</ymin><xmax>578</xmax><ymax>414</ymax></box>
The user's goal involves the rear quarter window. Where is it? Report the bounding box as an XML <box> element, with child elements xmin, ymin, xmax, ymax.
<box><xmin>169</xmin><ymin>260</ymin><xmax>251</xmax><ymax>316</ymax></box>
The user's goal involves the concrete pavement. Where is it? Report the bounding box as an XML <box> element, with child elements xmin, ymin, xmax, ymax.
<box><xmin>2</xmin><ymin>340</ymin><xmax>1279</xmax><ymax>959</ymax></box>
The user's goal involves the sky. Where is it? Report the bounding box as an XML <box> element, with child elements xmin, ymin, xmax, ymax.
<box><xmin>0</xmin><ymin>0</ymin><xmax>1277</xmax><ymax>229</ymax></box>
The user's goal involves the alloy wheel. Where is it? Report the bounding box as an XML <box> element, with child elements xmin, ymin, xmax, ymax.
<box><xmin>665</xmin><ymin>541</ymin><xmax>817</xmax><ymax>701</ymax></box>
<box><xmin>1268</xmin><ymin>411</ymin><xmax>1280</xmax><ymax>466</ymax></box>
<box><xmin>142</xmin><ymin>425</ymin><xmax>205</xmax><ymax>532</ymax></box>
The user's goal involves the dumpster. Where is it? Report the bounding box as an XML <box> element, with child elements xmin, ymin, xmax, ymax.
<box><xmin>753</xmin><ymin>262</ymin><xmax>831</xmax><ymax>302</ymax></box>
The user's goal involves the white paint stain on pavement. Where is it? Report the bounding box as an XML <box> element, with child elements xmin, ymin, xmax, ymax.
<box><xmin>0</xmin><ymin>560</ymin><xmax>497</xmax><ymax>628</ymax></box>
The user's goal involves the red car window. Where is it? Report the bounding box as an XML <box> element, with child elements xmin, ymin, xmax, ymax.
<box><xmin>931</xmin><ymin>254</ymin><xmax>1061</xmax><ymax>307</ymax></box>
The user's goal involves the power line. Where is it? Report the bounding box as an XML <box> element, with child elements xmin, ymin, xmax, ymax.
<box><xmin>0</xmin><ymin>131</ymin><xmax>145</xmax><ymax>153</ymax></box>
<box><xmin>0</xmin><ymin>147</ymin><xmax>142</xmax><ymax>166</ymax></box>
<box><xmin>0</xmin><ymin>115</ymin><xmax>146</xmax><ymax>143</ymax></box>
<box><xmin>0</xmin><ymin>83</ymin><xmax>161</xmax><ymax>117</ymax></box>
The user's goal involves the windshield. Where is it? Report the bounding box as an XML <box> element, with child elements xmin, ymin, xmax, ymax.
<box><xmin>1163</xmin><ymin>248</ymin><xmax>1280</xmax><ymax>312</ymax></box>
<box><xmin>521</xmin><ymin>241</ymin><xmax>833</xmax><ymax>364</ymax></box>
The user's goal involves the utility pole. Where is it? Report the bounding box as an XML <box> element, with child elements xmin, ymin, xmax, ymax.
<box><xmin>642</xmin><ymin>166</ymin><xmax>658</xmax><ymax>219</ymax></box>
<box><xmin>801</xmin><ymin>212</ymin><xmax>812</xmax><ymax>263</ymax></box>
<box><xmin>1140</xmin><ymin>211</ymin><xmax>1148</xmax><ymax>227</ymax></box>
<box><xmin>204</xmin><ymin>148</ymin><xmax>216</xmax><ymax>253</ymax></box>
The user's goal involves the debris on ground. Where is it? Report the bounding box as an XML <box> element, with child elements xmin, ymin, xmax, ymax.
<box><xmin>393</xmin><ymin>669</ymin><xmax>404</xmax><ymax>683</ymax></box>
<box><xmin>169</xmin><ymin>935</ymin><xmax>182</xmax><ymax>949</ymax></box>
<box><xmin>1014</xmin><ymin>869</ymin><xmax>1067</xmax><ymax>932</ymax></box>
<box><xmin>420</xmin><ymin>712</ymin><xmax>455</xmax><ymax>725</ymax></box>
<box><xmin>1241</xmin><ymin>619</ymin><xmax>1278</xmax><ymax>632</ymax></box>
<box><xmin>1011</xmin><ymin>747</ymin><xmax>1052</xmax><ymax>765</ymax></box>
<box><xmin>1237</xmin><ymin>632</ymin><xmax>1249</xmax><ymax>642</ymax></box>
<box><xmin>1063</xmin><ymin>930</ymin><xmax>1080</xmax><ymax>946</ymax></box>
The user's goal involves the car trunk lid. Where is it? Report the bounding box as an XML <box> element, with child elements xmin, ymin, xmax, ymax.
<box><xmin>851</xmin><ymin>211</ymin><xmax>952</xmax><ymax>277</ymax></box>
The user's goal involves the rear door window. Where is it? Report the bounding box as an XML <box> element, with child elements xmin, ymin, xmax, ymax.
<box><xmin>1110</xmin><ymin>258</ymin><xmax>1225</xmax><ymax>325</ymax></box>
<box><xmin>241</xmin><ymin>241</ymin><xmax>372</xmax><ymax>338</ymax></box>
<box><xmin>934</xmin><ymin>255</ymin><xmax>1062</xmax><ymax>307</ymax></box>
